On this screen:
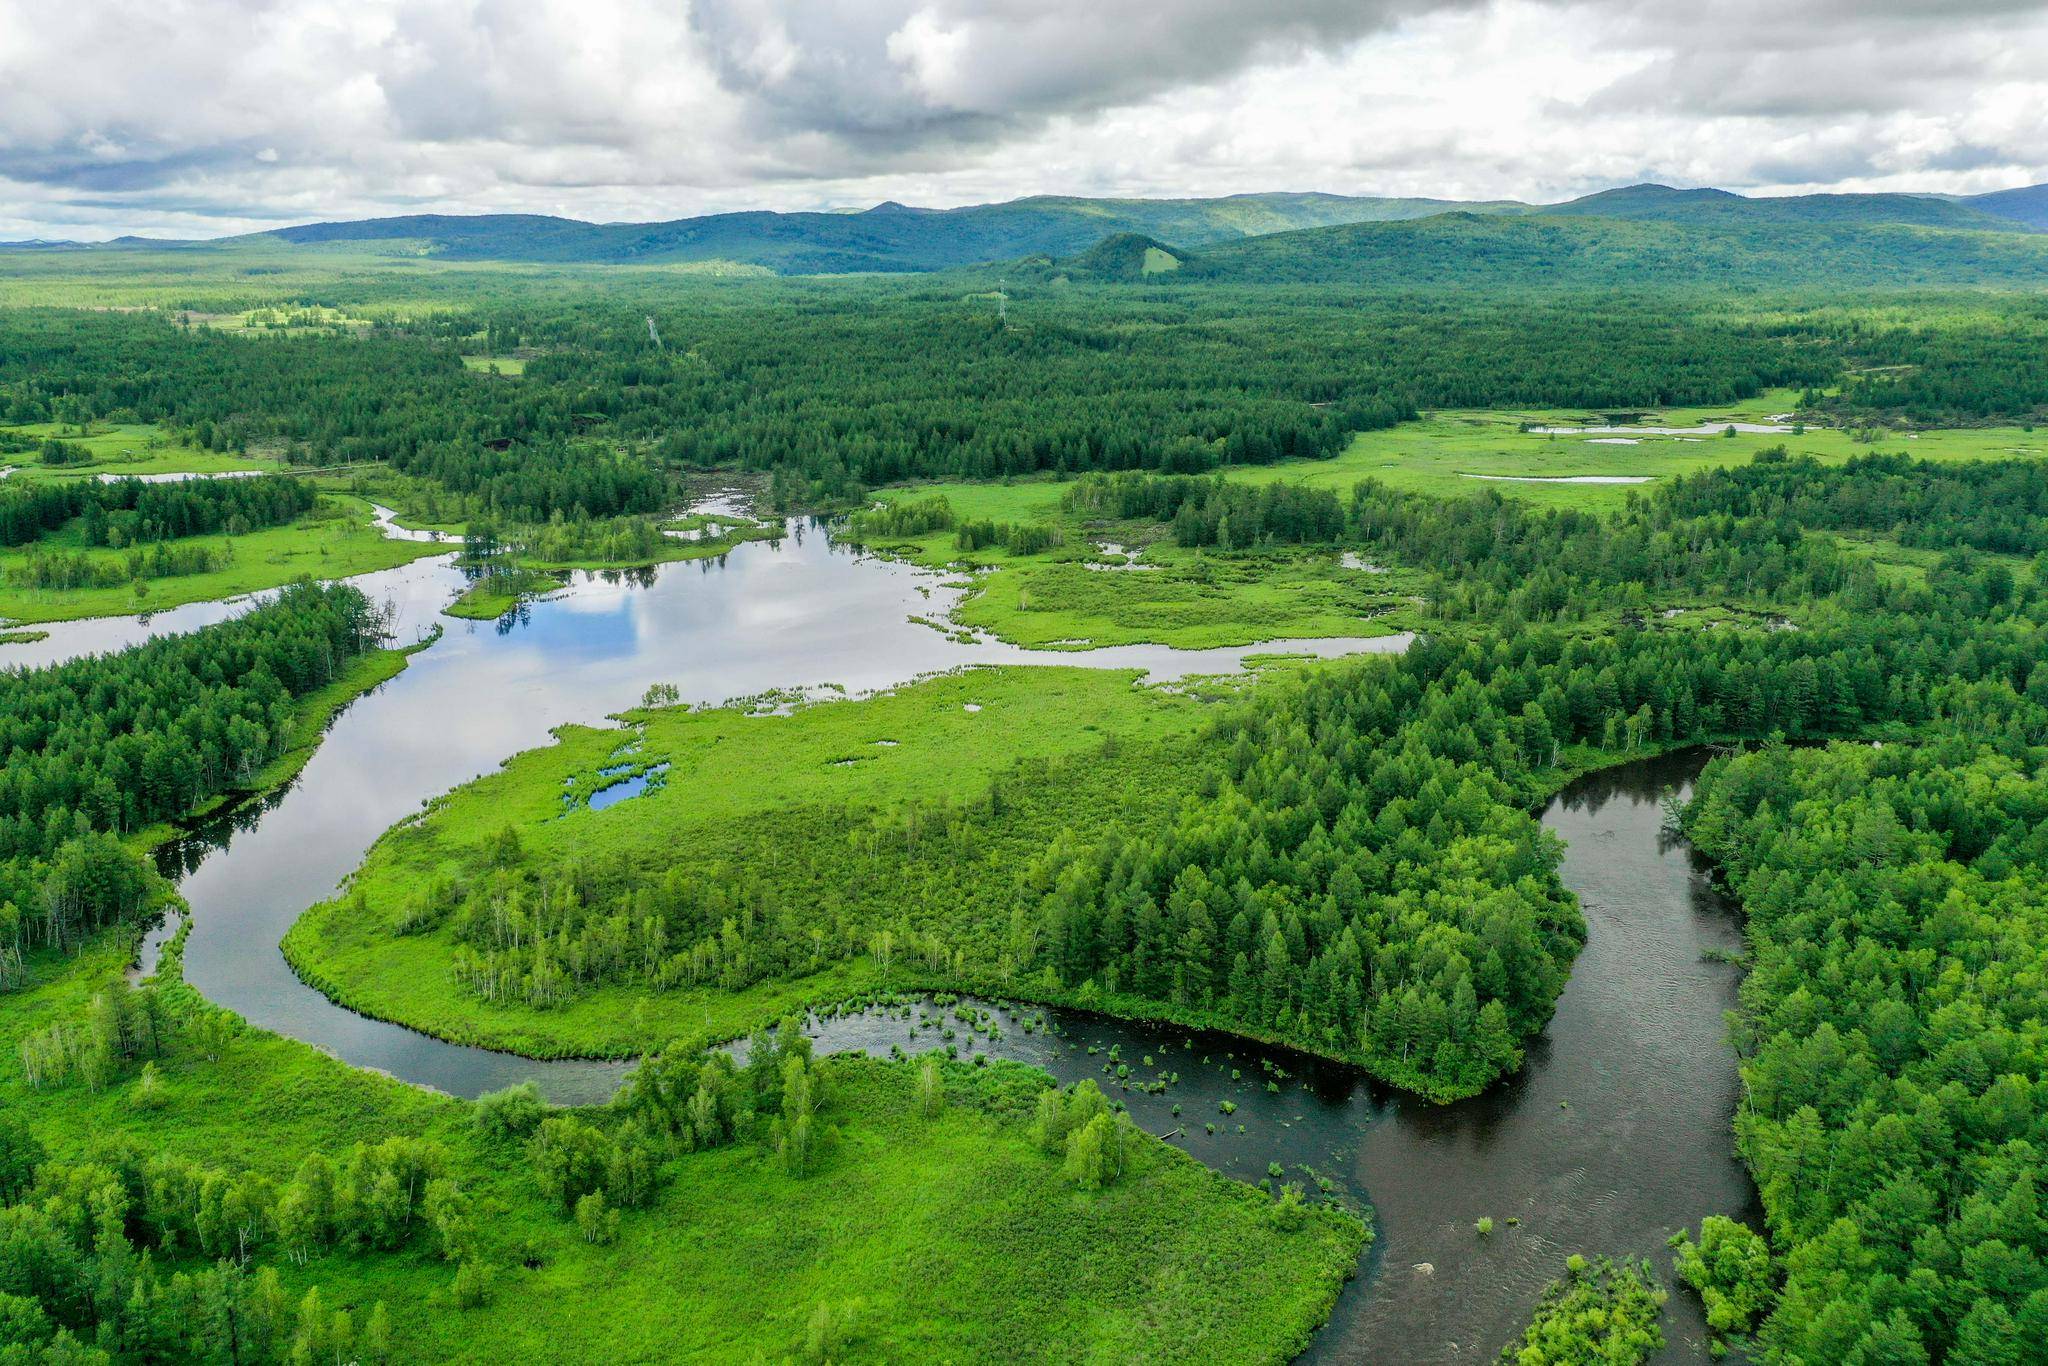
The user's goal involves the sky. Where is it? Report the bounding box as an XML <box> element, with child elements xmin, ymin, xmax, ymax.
<box><xmin>2</xmin><ymin>0</ymin><xmax>2045</xmax><ymax>240</ymax></box>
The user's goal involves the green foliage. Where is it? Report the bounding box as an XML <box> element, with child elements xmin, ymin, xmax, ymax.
<box><xmin>1502</xmin><ymin>1256</ymin><xmax>1667</xmax><ymax>1365</ymax></box>
<box><xmin>1671</xmin><ymin>1216</ymin><xmax>1774</xmax><ymax>1340</ymax></box>
<box><xmin>0</xmin><ymin>473</ymin><xmax>314</xmax><ymax>550</ymax></box>
<box><xmin>1065</xmin><ymin>471</ymin><xmax>1345</xmax><ymax>547</ymax></box>
<box><xmin>528</xmin><ymin>1116</ymin><xmax>620</xmax><ymax>1212</ymax></box>
<box><xmin>914</xmin><ymin>1054</ymin><xmax>944</xmax><ymax>1121</ymax></box>
<box><xmin>472</xmin><ymin>1081</ymin><xmax>550</xmax><ymax>1140</ymax></box>
<box><xmin>847</xmin><ymin>495</ymin><xmax>954</xmax><ymax>541</ymax></box>
<box><xmin>1662</xmin><ymin>447</ymin><xmax>2048</xmax><ymax>556</ymax></box>
<box><xmin>1684</xmin><ymin>718</ymin><xmax>2048</xmax><ymax>1361</ymax></box>
<box><xmin>0</xmin><ymin>1134</ymin><xmax>457</xmax><ymax>1361</ymax></box>
<box><xmin>0</xmin><ymin>583</ymin><xmax>382</xmax><ymax>955</ymax></box>
<box><xmin>953</xmin><ymin>517</ymin><xmax>1062</xmax><ymax>555</ymax></box>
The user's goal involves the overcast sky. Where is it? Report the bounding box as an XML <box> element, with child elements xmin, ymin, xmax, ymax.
<box><xmin>3</xmin><ymin>0</ymin><xmax>2045</xmax><ymax>240</ymax></box>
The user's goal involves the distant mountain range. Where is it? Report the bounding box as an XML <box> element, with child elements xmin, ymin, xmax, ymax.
<box><xmin>12</xmin><ymin>181</ymin><xmax>2047</xmax><ymax>282</ymax></box>
<box><xmin>1534</xmin><ymin>182</ymin><xmax>2029</xmax><ymax>233</ymax></box>
<box><xmin>58</xmin><ymin>193</ymin><xmax>1525</xmax><ymax>274</ymax></box>
<box><xmin>1082</xmin><ymin>212</ymin><xmax>2048</xmax><ymax>290</ymax></box>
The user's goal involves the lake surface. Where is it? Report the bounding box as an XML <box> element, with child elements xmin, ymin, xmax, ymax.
<box><xmin>84</xmin><ymin>504</ymin><xmax>1749</xmax><ymax>1359</ymax></box>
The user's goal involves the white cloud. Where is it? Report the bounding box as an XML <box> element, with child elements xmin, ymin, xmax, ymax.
<box><xmin>0</xmin><ymin>0</ymin><xmax>2042</xmax><ymax>239</ymax></box>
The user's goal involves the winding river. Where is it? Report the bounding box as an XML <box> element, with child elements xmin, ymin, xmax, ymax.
<box><xmin>782</xmin><ymin>752</ymin><xmax>1760</xmax><ymax>1362</ymax></box>
<box><xmin>6</xmin><ymin>509</ymin><xmax>1757</xmax><ymax>1361</ymax></box>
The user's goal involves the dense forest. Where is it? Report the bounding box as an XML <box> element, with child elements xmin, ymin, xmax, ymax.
<box><xmin>2</xmin><ymin>287</ymin><xmax>2043</xmax><ymax>546</ymax></box>
<box><xmin>0</xmin><ymin>1106</ymin><xmax>447</xmax><ymax>1361</ymax></box>
<box><xmin>1661</xmin><ymin>449</ymin><xmax>2048</xmax><ymax>557</ymax></box>
<box><xmin>0</xmin><ymin>584</ymin><xmax>384</xmax><ymax>965</ymax></box>
<box><xmin>1686</xmin><ymin>727</ymin><xmax>2048</xmax><ymax>1361</ymax></box>
<box><xmin>0</xmin><ymin>293</ymin><xmax>1843</xmax><ymax>518</ymax></box>
<box><xmin>0</xmin><ymin>476</ymin><xmax>315</xmax><ymax>550</ymax></box>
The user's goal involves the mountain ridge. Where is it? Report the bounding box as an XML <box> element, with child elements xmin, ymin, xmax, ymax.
<box><xmin>16</xmin><ymin>181</ymin><xmax>2045</xmax><ymax>274</ymax></box>
<box><xmin>1039</xmin><ymin>211</ymin><xmax>2048</xmax><ymax>289</ymax></box>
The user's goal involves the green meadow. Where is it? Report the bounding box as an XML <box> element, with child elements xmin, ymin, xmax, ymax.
<box><xmin>841</xmin><ymin>399</ymin><xmax>2047</xmax><ymax>652</ymax></box>
<box><xmin>8</xmin><ymin>934</ymin><xmax>1361</xmax><ymax>1364</ymax></box>
<box><xmin>850</xmin><ymin>478</ymin><xmax>1421</xmax><ymax>650</ymax></box>
<box><xmin>1234</xmin><ymin>398</ymin><xmax>2045</xmax><ymax>510</ymax></box>
<box><xmin>2</xmin><ymin>421</ymin><xmax>279</xmax><ymax>482</ymax></box>
<box><xmin>0</xmin><ymin>493</ymin><xmax>447</xmax><ymax>624</ymax></box>
<box><xmin>284</xmin><ymin>666</ymin><xmax>1212</xmax><ymax>1058</ymax></box>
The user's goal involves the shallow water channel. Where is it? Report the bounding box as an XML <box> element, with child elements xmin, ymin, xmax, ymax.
<box><xmin>33</xmin><ymin>504</ymin><xmax>1752</xmax><ymax>1360</ymax></box>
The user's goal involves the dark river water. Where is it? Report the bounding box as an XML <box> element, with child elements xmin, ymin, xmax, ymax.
<box><xmin>15</xmin><ymin>507</ymin><xmax>1755</xmax><ymax>1361</ymax></box>
<box><xmin>779</xmin><ymin>751</ymin><xmax>1759</xmax><ymax>1362</ymax></box>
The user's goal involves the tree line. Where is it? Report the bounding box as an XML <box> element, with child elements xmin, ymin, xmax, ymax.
<box><xmin>0</xmin><ymin>475</ymin><xmax>314</xmax><ymax>551</ymax></box>
<box><xmin>0</xmin><ymin>288</ymin><xmax>1842</xmax><ymax>524</ymax></box>
<box><xmin>0</xmin><ymin>583</ymin><xmax>384</xmax><ymax>959</ymax></box>
<box><xmin>1681</xmin><ymin>707</ymin><xmax>2048</xmax><ymax>1361</ymax></box>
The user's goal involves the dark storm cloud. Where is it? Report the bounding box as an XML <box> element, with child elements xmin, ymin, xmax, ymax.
<box><xmin>685</xmin><ymin>0</ymin><xmax>1480</xmax><ymax>141</ymax></box>
<box><xmin>0</xmin><ymin>144</ymin><xmax>266</xmax><ymax>194</ymax></box>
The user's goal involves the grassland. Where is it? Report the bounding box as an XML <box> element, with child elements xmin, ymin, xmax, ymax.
<box><xmin>1</xmin><ymin>420</ymin><xmax>279</xmax><ymax>482</ymax></box>
<box><xmin>835</xmin><ymin>399</ymin><xmax>2045</xmax><ymax>652</ymax></box>
<box><xmin>1232</xmin><ymin>393</ymin><xmax>2046</xmax><ymax>511</ymax></box>
<box><xmin>8</xmin><ymin>926</ymin><xmax>1363</xmax><ymax>1362</ymax></box>
<box><xmin>849</xmin><ymin>478</ymin><xmax>1421</xmax><ymax>650</ymax></box>
<box><xmin>460</xmin><ymin>354</ymin><xmax>528</xmax><ymax>375</ymax></box>
<box><xmin>0</xmin><ymin>493</ymin><xmax>448</xmax><ymax>624</ymax></box>
<box><xmin>284</xmin><ymin>666</ymin><xmax>1209</xmax><ymax>1057</ymax></box>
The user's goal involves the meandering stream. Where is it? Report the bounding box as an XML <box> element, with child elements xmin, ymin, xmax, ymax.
<box><xmin>18</xmin><ymin>506</ymin><xmax>1755</xmax><ymax>1361</ymax></box>
<box><xmin>121</xmin><ymin>516</ymin><xmax>1408</xmax><ymax>1098</ymax></box>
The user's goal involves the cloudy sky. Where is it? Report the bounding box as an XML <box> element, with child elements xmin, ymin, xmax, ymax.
<box><xmin>3</xmin><ymin>0</ymin><xmax>2045</xmax><ymax>240</ymax></box>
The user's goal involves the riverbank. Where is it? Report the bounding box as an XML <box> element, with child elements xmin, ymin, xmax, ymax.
<box><xmin>128</xmin><ymin>628</ymin><xmax>440</xmax><ymax>861</ymax></box>
<box><xmin>274</xmin><ymin>676</ymin><xmax>1735</xmax><ymax>1098</ymax></box>
<box><xmin>0</xmin><ymin>494</ymin><xmax>448</xmax><ymax>626</ymax></box>
<box><xmin>279</xmin><ymin>665</ymin><xmax>1212</xmax><ymax>1057</ymax></box>
<box><xmin>15</xmin><ymin>907</ymin><xmax>1369</xmax><ymax>1364</ymax></box>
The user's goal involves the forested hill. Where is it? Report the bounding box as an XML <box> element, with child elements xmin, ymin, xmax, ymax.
<box><xmin>1107</xmin><ymin>213</ymin><xmax>2048</xmax><ymax>289</ymax></box>
<box><xmin>241</xmin><ymin>193</ymin><xmax>1525</xmax><ymax>273</ymax></box>
<box><xmin>1966</xmin><ymin>182</ymin><xmax>2048</xmax><ymax>230</ymax></box>
<box><xmin>1537</xmin><ymin>183</ymin><xmax>2031</xmax><ymax>233</ymax></box>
